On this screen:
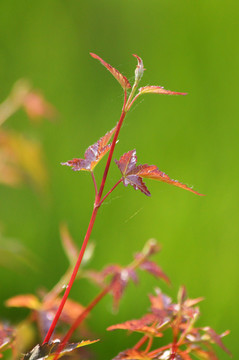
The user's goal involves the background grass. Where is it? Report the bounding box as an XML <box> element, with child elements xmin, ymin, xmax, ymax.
<box><xmin>0</xmin><ymin>0</ymin><xmax>238</xmax><ymax>358</ymax></box>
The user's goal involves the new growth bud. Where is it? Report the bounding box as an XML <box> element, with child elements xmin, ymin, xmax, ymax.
<box><xmin>133</xmin><ymin>54</ymin><xmax>145</xmax><ymax>84</ymax></box>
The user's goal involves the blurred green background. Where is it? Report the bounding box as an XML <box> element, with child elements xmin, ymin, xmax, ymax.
<box><xmin>0</xmin><ymin>0</ymin><xmax>238</xmax><ymax>358</ymax></box>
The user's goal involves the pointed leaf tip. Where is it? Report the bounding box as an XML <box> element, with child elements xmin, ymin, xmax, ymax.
<box><xmin>62</xmin><ymin>126</ymin><xmax>117</xmax><ymax>172</ymax></box>
<box><xmin>139</xmin><ymin>85</ymin><xmax>187</xmax><ymax>96</ymax></box>
<box><xmin>90</xmin><ymin>53</ymin><xmax>131</xmax><ymax>90</ymax></box>
<box><xmin>115</xmin><ymin>150</ymin><xmax>151</xmax><ymax>196</ymax></box>
<box><xmin>115</xmin><ymin>150</ymin><xmax>203</xmax><ymax>196</ymax></box>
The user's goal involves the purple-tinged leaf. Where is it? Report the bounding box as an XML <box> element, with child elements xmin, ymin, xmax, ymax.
<box><xmin>202</xmin><ymin>327</ymin><xmax>231</xmax><ymax>356</ymax></box>
<box><xmin>115</xmin><ymin>150</ymin><xmax>203</xmax><ymax>196</ymax></box>
<box><xmin>62</xmin><ymin>126</ymin><xmax>116</xmax><ymax>172</ymax></box>
<box><xmin>90</xmin><ymin>53</ymin><xmax>131</xmax><ymax>90</ymax></box>
<box><xmin>139</xmin><ymin>259</ymin><xmax>170</xmax><ymax>285</ymax></box>
<box><xmin>139</xmin><ymin>85</ymin><xmax>187</xmax><ymax>96</ymax></box>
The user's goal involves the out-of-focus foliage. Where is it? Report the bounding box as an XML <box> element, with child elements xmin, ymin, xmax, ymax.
<box><xmin>108</xmin><ymin>286</ymin><xmax>230</xmax><ymax>360</ymax></box>
<box><xmin>0</xmin><ymin>1</ymin><xmax>238</xmax><ymax>359</ymax></box>
<box><xmin>0</xmin><ymin>79</ymin><xmax>55</xmax><ymax>192</ymax></box>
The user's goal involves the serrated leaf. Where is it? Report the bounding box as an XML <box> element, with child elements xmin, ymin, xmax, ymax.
<box><xmin>139</xmin><ymin>86</ymin><xmax>187</xmax><ymax>96</ymax></box>
<box><xmin>115</xmin><ymin>150</ymin><xmax>150</xmax><ymax>196</ymax></box>
<box><xmin>23</xmin><ymin>339</ymin><xmax>99</xmax><ymax>360</ymax></box>
<box><xmin>62</xmin><ymin>126</ymin><xmax>116</xmax><ymax>172</ymax></box>
<box><xmin>115</xmin><ymin>150</ymin><xmax>203</xmax><ymax>196</ymax></box>
<box><xmin>90</xmin><ymin>53</ymin><xmax>131</xmax><ymax>90</ymax></box>
<box><xmin>107</xmin><ymin>314</ymin><xmax>162</xmax><ymax>337</ymax></box>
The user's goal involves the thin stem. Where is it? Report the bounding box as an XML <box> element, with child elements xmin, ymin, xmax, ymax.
<box><xmin>98</xmin><ymin>178</ymin><xmax>122</xmax><ymax>207</ymax></box>
<box><xmin>127</xmin><ymin>92</ymin><xmax>141</xmax><ymax>111</ymax></box>
<box><xmin>96</xmin><ymin>90</ymin><xmax>127</xmax><ymax>203</ymax></box>
<box><xmin>43</xmin><ymin>206</ymin><xmax>99</xmax><ymax>344</ymax></box>
<box><xmin>43</xmin><ymin>267</ymin><xmax>74</xmax><ymax>304</ymax></box>
<box><xmin>144</xmin><ymin>336</ymin><xmax>153</xmax><ymax>354</ymax></box>
<box><xmin>148</xmin><ymin>343</ymin><xmax>173</xmax><ymax>358</ymax></box>
<box><xmin>133</xmin><ymin>335</ymin><xmax>148</xmax><ymax>350</ymax></box>
<box><xmin>43</xmin><ymin>90</ymin><xmax>129</xmax><ymax>344</ymax></box>
<box><xmin>125</xmin><ymin>83</ymin><xmax>138</xmax><ymax>112</ymax></box>
<box><xmin>53</xmin><ymin>285</ymin><xmax>110</xmax><ymax>360</ymax></box>
<box><xmin>91</xmin><ymin>172</ymin><xmax>98</xmax><ymax>197</ymax></box>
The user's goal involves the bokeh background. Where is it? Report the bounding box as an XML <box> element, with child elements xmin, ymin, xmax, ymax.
<box><xmin>0</xmin><ymin>0</ymin><xmax>238</xmax><ymax>358</ymax></box>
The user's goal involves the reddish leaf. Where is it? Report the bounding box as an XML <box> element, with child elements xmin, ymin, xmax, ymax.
<box><xmin>115</xmin><ymin>150</ymin><xmax>150</xmax><ymax>196</ymax></box>
<box><xmin>139</xmin><ymin>259</ymin><xmax>170</xmax><ymax>285</ymax></box>
<box><xmin>62</xmin><ymin>126</ymin><xmax>116</xmax><ymax>172</ymax></box>
<box><xmin>107</xmin><ymin>314</ymin><xmax>163</xmax><ymax>337</ymax></box>
<box><xmin>43</xmin><ymin>297</ymin><xmax>85</xmax><ymax>326</ymax></box>
<box><xmin>109</xmin><ymin>267</ymin><xmax>138</xmax><ymax>310</ymax></box>
<box><xmin>23</xmin><ymin>91</ymin><xmax>56</xmax><ymax>121</ymax></box>
<box><xmin>191</xmin><ymin>347</ymin><xmax>218</xmax><ymax>360</ymax></box>
<box><xmin>115</xmin><ymin>150</ymin><xmax>203</xmax><ymax>196</ymax></box>
<box><xmin>139</xmin><ymin>85</ymin><xmax>187</xmax><ymax>96</ymax></box>
<box><xmin>202</xmin><ymin>327</ymin><xmax>231</xmax><ymax>356</ymax></box>
<box><xmin>113</xmin><ymin>349</ymin><xmax>151</xmax><ymax>360</ymax></box>
<box><xmin>184</xmin><ymin>297</ymin><xmax>204</xmax><ymax>308</ymax></box>
<box><xmin>177</xmin><ymin>349</ymin><xmax>193</xmax><ymax>360</ymax></box>
<box><xmin>108</xmin><ymin>314</ymin><xmax>156</xmax><ymax>331</ymax></box>
<box><xmin>90</xmin><ymin>53</ymin><xmax>131</xmax><ymax>90</ymax></box>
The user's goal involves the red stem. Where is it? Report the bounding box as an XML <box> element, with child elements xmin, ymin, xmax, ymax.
<box><xmin>133</xmin><ymin>335</ymin><xmax>148</xmax><ymax>350</ymax></box>
<box><xmin>98</xmin><ymin>178</ymin><xmax>123</xmax><ymax>207</ymax></box>
<box><xmin>144</xmin><ymin>337</ymin><xmax>153</xmax><ymax>353</ymax></box>
<box><xmin>148</xmin><ymin>343</ymin><xmax>172</xmax><ymax>358</ymax></box>
<box><xmin>127</xmin><ymin>92</ymin><xmax>141</xmax><ymax>110</ymax></box>
<box><xmin>96</xmin><ymin>90</ymin><xmax>127</xmax><ymax>203</ymax></box>
<box><xmin>53</xmin><ymin>286</ymin><xmax>110</xmax><ymax>360</ymax></box>
<box><xmin>64</xmin><ymin>285</ymin><xmax>110</xmax><ymax>343</ymax></box>
<box><xmin>43</xmin><ymin>207</ymin><xmax>98</xmax><ymax>343</ymax></box>
<box><xmin>43</xmin><ymin>90</ymin><xmax>128</xmax><ymax>344</ymax></box>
